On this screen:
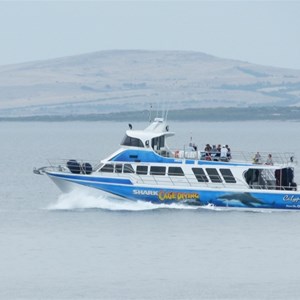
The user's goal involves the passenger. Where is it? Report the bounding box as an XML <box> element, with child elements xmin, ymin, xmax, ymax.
<box><xmin>226</xmin><ymin>145</ymin><xmax>232</xmax><ymax>160</ymax></box>
<box><xmin>211</xmin><ymin>145</ymin><xmax>218</xmax><ymax>161</ymax></box>
<box><xmin>204</xmin><ymin>143</ymin><xmax>211</xmax><ymax>158</ymax></box>
<box><xmin>253</xmin><ymin>152</ymin><xmax>261</xmax><ymax>164</ymax></box>
<box><xmin>216</xmin><ymin>144</ymin><xmax>221</xmax><ymax>158</ymax></box>
<box><xmin>204</xmin><ymin>144</ymin><xmax>212</xmax><ymax>153</ymax></box>
<box><xmin>192</xmin><ymin>143</ymin><xmax>198</xmax><ymax>151</ymax></box>
<box><xmin>266</xmin><ymin>154</ymin><xmax>273</xmax><ymax>165</ymax></box>
<box><xmin>211</xmin><ymin>145</ymin><xmax>217</xmax><ymax>153</ymax></box>
<box><xmin>220</xmin><ymin>145</ymin><xmax>228</xmax><ymax>161</ymax></box>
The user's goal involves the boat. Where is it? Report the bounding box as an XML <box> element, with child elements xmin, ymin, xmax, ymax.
<box><xmin>34</xmin><ymin>118</ymin><xmax>300</xmax><ymax>210</ymax></box>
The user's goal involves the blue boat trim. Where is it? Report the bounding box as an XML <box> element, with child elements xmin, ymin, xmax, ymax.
<box><xmin>48</xmin><ymin>175</ymin><xmax>300</xmax><ymax>209</ymax></box>
<box><xmin>110</xmin><ymin>149</ymin><xmax>253</xmax><ymax>167</ymax></box>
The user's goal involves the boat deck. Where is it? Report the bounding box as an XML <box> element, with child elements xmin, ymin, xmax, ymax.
<box><xmin>159</xmin><ymin>149</ymin><xmax>296</xmax><ymax>167</ymax></box>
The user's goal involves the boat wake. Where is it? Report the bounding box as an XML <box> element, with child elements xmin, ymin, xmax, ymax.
<box><xmin>47</xmin><ymin>191</ymin><xmax>200</xmax><ymax>212</ymax></box>
<box><xmin>47</xmin><ymin>191</ymin><xmax>296</xmax><ymax>213</ymax></box>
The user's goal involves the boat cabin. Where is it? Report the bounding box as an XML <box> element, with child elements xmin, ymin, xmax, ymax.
<box><xmin>120</xmin><ymin>118</ymin><xmax>174</xmax><ymax>156</ymax></box>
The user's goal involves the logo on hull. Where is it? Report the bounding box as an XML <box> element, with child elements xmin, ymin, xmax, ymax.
<box><xmin>133</xmin><ymin>189</ymin><xmax>158</xmax><ymax>196</ymax></box>
<box><xmin>283</xmin><ymin>195</ymin><xmax>300</xmax><ymax>203</ymax></box>
<box><xmin>132</xmin><ymin>189</ymin><xmax>199</xmax><ymax>202</ymax></box>
<box><xmin>158</xmin><ymin>190</ymin><xmax>199</xmax><ymax>201</ymax></box>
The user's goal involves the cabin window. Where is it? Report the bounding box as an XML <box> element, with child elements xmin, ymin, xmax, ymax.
<box><xmin>220</xmin><ymin>169</ymin><xmax>236</xmax><ymax>183</ymax></box>
<box><xmin>206</xmin><ymin>168</ymin><xmax>222</xmax><ymax>183</ymax></box>
<box><xmin>168</xmin><ymin>167</ymin><xmax>184</xmax><ymax>176</ymax></box>
<box><xmin>115</xmin><ymin>164</ymin><xmax>123</xmax><ymax>173</ymax></box>
<box><xmin>151</xmin><ymin>136</ymin><xmax>165</xmax><ymax>150</ymax></box>
<box><xmin>123</xmin><ymin>164</ymin><xmax>135</xmax><ymax>173</ymax></box>
<box><xmin>192</xmin><ymin>168</ymin><xmax>208</xmax><ymax>182</ymax></box>
<box><xmin>101</xmin><ymin>164</ymin><xmax>114</xmax><ymax>173</ymax></box>
<box><xmin>137</xmin><ymin>166</ymin><xmax>148</xmax><ymax>175</ymax></box>
<box><xmin>150</xmin><ymin>166</ymin><xmax>166</xmax><ymax>176</ymax></box>
<box><xmin>244</xmin><ymin>168</ymin><xmax>262</xmax><ymax>185</ymax></box>
<box><xmin>274</xmin><ymin>168</ymin><xmax>295</xmax><ymax>190</ymax></box>
<box><xmin>245</xmin><ymin>168</ymin><xmax>277</xmax><ymax>189</ymax></box>
<box><xmin>121</xmin><ymin>135</ymin><xmax>144</xmax><ymax>148</ymax></box>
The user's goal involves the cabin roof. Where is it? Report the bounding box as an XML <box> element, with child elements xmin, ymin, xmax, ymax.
<box><xmin>126</xmin><ymin>118</ymin><xmax>174</xmax><ymax>141</ymax></box>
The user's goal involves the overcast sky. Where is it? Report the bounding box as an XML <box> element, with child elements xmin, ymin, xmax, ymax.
<box><xmin>0</xmin><ymin>1</ymin><xmax>300</xmax><ymax>69</ymax></box>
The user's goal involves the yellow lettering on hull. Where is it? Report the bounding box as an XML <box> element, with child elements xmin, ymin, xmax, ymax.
<box><xmin>158</xmin><ymin>190</ymin><xmax>199</xmax><ymax>201</ymax></box>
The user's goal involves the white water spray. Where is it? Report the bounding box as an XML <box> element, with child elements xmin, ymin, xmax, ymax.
<box><xmin>47</xmin><ymin>191</ymin><xmax>289</xmax><ymax>213</ymax></box>
<box><xmin>47</xmin><ymin>190</ymin><xmax>201</xmax><ymax>211</ymax></box>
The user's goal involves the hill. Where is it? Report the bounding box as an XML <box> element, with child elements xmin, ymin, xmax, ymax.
<box><xmin>0</xmin><ymin>50</ymin><xmax>300</xmax><ymax>117</ymax></box>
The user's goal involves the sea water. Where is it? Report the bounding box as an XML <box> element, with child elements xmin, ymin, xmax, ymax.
<box><xmin>1</xmin><ymin>121</ymin><xmax>300</xmax><ymax>299</ymax></box>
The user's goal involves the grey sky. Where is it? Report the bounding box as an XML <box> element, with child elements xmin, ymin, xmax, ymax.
<box><xmin>0</xmin><ymin>1</ymin><xmax>300</xmax><ymax>69</ymax></box>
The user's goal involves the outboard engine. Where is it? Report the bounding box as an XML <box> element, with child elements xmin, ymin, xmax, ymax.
<box><xmin>82</xmin><ymin>162</ymin><xmax>93</xmax><ymax>175</ymax></box>
<box><xmin>67</xmin><ymin>160</ymin><xmax>81</xmax><ymax>174</ymax></box>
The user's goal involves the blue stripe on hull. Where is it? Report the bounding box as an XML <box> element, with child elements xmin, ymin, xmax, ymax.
<box><xmin>48</xmin><ymin>172</ymin><xmax>132</xmax><ymax>185</ymax></box>
<box><xmin>48</xmin><ymin>173</ymin><xmax>300</xmax><ymax>210</ymax></box>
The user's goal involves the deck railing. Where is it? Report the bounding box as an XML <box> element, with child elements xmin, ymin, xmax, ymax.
<box><xmin>160</xmin><ymin>148</ymin><xmax>297</xmax><ymax>167</ymax></box>
<box><xmin>35</xmin><ymin>157</ymin><xmax>297</xmax><ymax>191</ymax></box>
<box><xmin>40</xmin><ymin>159</ymin><xmax>100</xmax><ymax>174</ymax></box>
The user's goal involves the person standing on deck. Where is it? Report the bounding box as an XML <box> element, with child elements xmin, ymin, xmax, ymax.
<box><xmin>266</xmin><ymin>154</ymin><xmax>273</xmax><ymax>165</ymax></box>
<box><xmin>220</xmin><ymin>145</ymin><xmax>228</xmax><ymax>161</ymax></box>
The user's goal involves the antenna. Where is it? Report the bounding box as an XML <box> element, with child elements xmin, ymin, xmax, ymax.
<box><xmin>165</xmin><ymin>100</ymin><xmax>170</xmax><ymax>122</ymax></box>
<box><xmin>163</xmin><ymin>79</ymin><xmax>175</xmax><ymax>122</ymax></box>
<box><xmin>148</xmin><ymin>103</ymin><xmax>152</xmax><ymax>123</ymax></box>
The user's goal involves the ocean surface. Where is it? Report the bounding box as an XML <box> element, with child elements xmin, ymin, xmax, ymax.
<box><xmin>1</xmin><ymin>120</ymin><xmax>300</xmax><ymax>299</ymax></box>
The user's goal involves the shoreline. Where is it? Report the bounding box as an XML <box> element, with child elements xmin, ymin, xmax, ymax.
<box><xmin>1</xmin><ymin>107</ymin><xmax>300</xmax><ymax>122</ymax></box>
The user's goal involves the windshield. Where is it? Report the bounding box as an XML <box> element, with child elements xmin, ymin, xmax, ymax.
<box><xmin>121</xmin><ymin>134</ymin><xmax>144</xmax><ymax>148</ymax></box>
